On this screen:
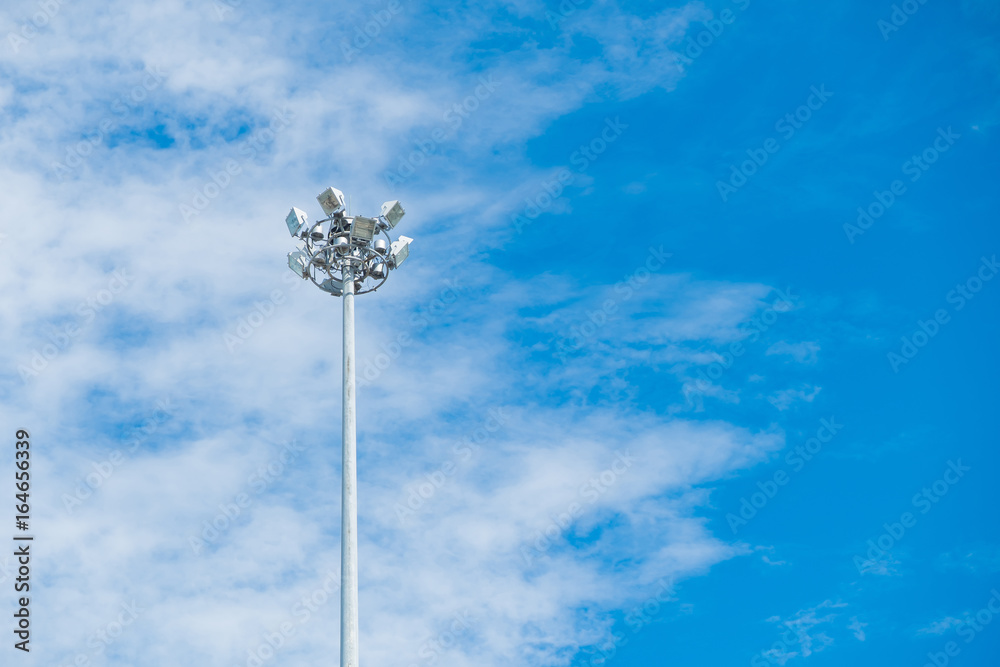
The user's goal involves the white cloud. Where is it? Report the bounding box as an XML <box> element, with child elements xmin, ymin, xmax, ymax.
<box><xmin>759</xmin><ymin>600</ymin><xmax>849</xmax><ymax>664</ymax></box>
<box><xmin>766</xmin><ymin>340</ymin><xmax>821</xmax><ymax>364</ymax></box>
<box><xmin>848</xmin><ymin>616</ymin><xmax>867</xmax><ymax>641</ymax></box>
<box><xmin>917</xmin><ymin>616</ymin><xmax>965</xmax><ymax>636</ymax></box>
<box><xmin>767</xmin><ymin>385</ymin><xmax>822</xmax><ymax>410</ymax></box>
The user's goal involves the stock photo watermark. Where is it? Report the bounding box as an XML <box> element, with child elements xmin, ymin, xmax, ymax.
<box><xmin>520</xmin><ymin>450</ymin><xmax>634</xmax><ymax>566</ymax></box>
<box><xmin>223</xmin><ymin>270</ymin><xmax>307</xmax><ymax>353</ymax></box>
<box><xmin>341</xmin><ymin>0</ymin><xmax>404</xmax><ymax>61</ymax></box>
<box><xmin>357</xmin><ymin>278</ymin><xmax>470</xmax><ymax>387</ymax></box>
<box><xmin>393</xmin><ymin>408</ymin><xmax>508</xmax><ymax>524</ymax></box>
<box><xmin>577</xmin><ymin>578</ymin><xmax>676</xmax><ymax>666</ymax></box>
<box><xmin>920</xmin><ymin>589</ymin><xmax>1000</xmax><ymax>667</ymax></box>
<box><xmin>550</xmin><ymin>246</ymin><xmax>672</xmax><ymax>361</ymax></box>
<box><xmin>887</xmin><ymin>254</ymin><xmax>996</xmax><ymax>373</ymax></box>
<box><xmin>231</xmin><ymin>569</ymin><xmax>342</xmax><ymax>667</ymax></box>
<box><xmin>716</xmin><ymin>84</ymin><xmax>834</xmax><ymax>202</ymax></box>
<box><xmin>543</xmin><ymin>0</ymin><xmax>588</xmax><ymax>28</ymax></box>
<box><xmin>179</xmin><ymin>107</ymin><xmax>295</xmax><ymax>222</ymax></box>
<box><xmin>383</xmin><ymin>75</ymin><xmax>501</xmax><ymax>189</ymax></box>
<box><xmin>853</xmin><ymin>459</ymin><xmax>969</xmax><ymax>575</ymax></box>
<box><xmin>689</xmin><ymin>287</ymin><xmax>798</xmax><ymax>395</ymax></box>
<box><xmin>17</xmin><ymin>268</ymin><xmax>134</xmax><ymax>382</ymax></box>
<box><xmin>52</xmin><ymin>600</ymin><xmax>144</xmax><ymax>667</ymax></box>
<box><xmin>61</xmin><ymin>399</ymin><xmax>173</xmax><ymax>513</ymax></box>
<box><xmin>213</xmin><ymin>0</ymin><xmax>245</xmax><ymax>20</ymax></box>
<box><xmin>405</xmin><ymin>610</ymin><xmax>476</xmax><ymax>667</ymax></box>
<box><xmin>877</xmin><ymin>0</ymin><xmax>932</xmax><ymax>40</ymax></box>
<box><xmin>189</xmin><ymin>440</ymin><xmax>308</xmax><ymax>555</ymax></box>
<box><xmin>510</xmin><ymin>116</ymin><xmax>628</xmax><ymax>235</ymax></box>
<box><xmin>844</xmin><ymin>126</ymin><xmax>960</xmax><ymax>243</ymax></box>
<box><xmin>6</xmin><ymin>0</ymin><xmax>73</xmax><ymax>53</ymax></box>
<box><xmin>50</xmin><ymin>66</ymin><xmax>168</xmax><ymax>178</ymax></box>
<box><xmin>677</xmin><ymin>0</ymin><xmax>752</xmax><ymax>65</ymax></box>
<box><xmin>726</xmin><ymin>416</ymin><xmax>844</xmax><ymax>534</ymax></box>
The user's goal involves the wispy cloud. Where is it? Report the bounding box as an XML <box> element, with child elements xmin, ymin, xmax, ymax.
<box><xmin>766</xmin><ymin>340</ymin><xmax>821</xmax><ymax>364</ymax></box>
<box><xmin>917</xmin><ymin>616</ymin><xmax>965</xmax><ymax>636</ymax></box>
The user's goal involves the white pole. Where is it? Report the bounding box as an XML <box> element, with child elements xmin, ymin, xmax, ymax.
<box><xmin>341</xmin><ymin>262</ymin><xmax>360</xmax><ymax>667</ymax></box>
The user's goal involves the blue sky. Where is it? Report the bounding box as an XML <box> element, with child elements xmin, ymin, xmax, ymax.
<box><xmin>0</xmin><ymin>0</ymin><xmax>998</xmax><ymax>665</ymax></box>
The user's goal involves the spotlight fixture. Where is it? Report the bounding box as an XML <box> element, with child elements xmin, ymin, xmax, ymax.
<box><xmin>317</xmin><ymin>187</ymin><xmax>346</xmax><ymax>216</ymax></box>
<box><xmin>287</xmin><ymin>250</ymin><xmax>309</xmax><ymax>278</ymax></box>
<box><xmin>286</xmin><ymin>207</ymin><xmax>308</xmax><ymax>237</ymax></box>
<box><xmin>389</xmin><ymin>235</ymin><xmax>412</xmax><ymax>269</ymax></box>
<box><xmin>350</xmin><ymin>216</ymin><xmax>378</xmax><ymax>243</ymax></box>
<box><xmin>380</xmin><ymin>200</ymin><xmax>405</xmax><ymax>228</ymax></box>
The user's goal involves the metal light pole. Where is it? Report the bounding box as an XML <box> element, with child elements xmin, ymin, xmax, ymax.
<box><xmin>284</xmin><ymin>188</ymin><xmax>412</xmax><ymax>667</ymax></box>
<box><xmin>340</xmin><ymin>263</ymin><xmax>359</xmax><ymax>666</ymax></box>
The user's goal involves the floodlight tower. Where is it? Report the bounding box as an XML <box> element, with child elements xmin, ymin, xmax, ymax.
<box><xmin>284</xmin><ymin>187</ymin><xmax>412</xmax><ymax>667</ymax></box>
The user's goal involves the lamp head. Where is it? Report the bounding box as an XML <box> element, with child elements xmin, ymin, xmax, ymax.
<box><xmin>317</xmin><ymin>187</ymin><xmax>346</xmax><ymax>216</ymax></box>
<box><xmin>287</xmin><ymin>250</ymin><xmax>309</xmax><ymax>278</ymax></box>
<box><xmin>380</xmin><ymin>200</ymin><xmax>405</xmax><ymax>228</ymax></box>
<box><xmin>351</xmin><ymin>216</ymin><xmax>378</xmax><ymax>243</ymax></box>
<box><xmin>389</xmin><ymin>235</ymin><xmax>413</xmax><ymax>269</ymax></box>
<box><xmin>286</xmin><ymin>207</ymin><xmax>308</xmax><ymax>237</ymax></box>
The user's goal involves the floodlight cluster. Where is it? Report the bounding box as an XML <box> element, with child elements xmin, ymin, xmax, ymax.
<box><xmin>285</xmin><ymin>187</ymin><xmax>413</xmax><ymax>296</ymax></box>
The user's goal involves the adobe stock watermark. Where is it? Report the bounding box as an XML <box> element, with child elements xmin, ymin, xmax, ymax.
<box><xmin>510</xmin><ymin>116</ymin><xmax>628</xmax><ymax>235</ymax></box>
<box><xmin>549</xmin><ymin>246</ymin><xmax>672</xmax><ymax>361</ymax></box>
<box><xmin>726</xmin><ymin>417</ymin><xmax>844</xmax><ymax>534</ymax></box>
<box><xmin>543</xmin><ymin>0</ymin><xmax>588</xmax><ymax>28</ymax></box>
<box><xmin>877</xmin><ymin>0</ymin><xmax>931</xmax><ymax>41</ymax></box>
<box><xmin>405</xmin><ymin>610</ymin><xmax>476</xmax><ymax>667</ymax></box>
<box><xmin>393</xmin><ymin>409</ymin><xmax>508</xmax><ymax>525</ymax></box>
<box><xmin>577</xmin><ymin>578</ymin><xmax>676</xmax><ymax>666</ymax></box>
<box><xmin>179</xmin><ymin>107</ymin><xmax>295</xmax><ymax>222</ymax></box>
<box><xmin>234</xmin><ymin>569</ymin><xmax>341</xmax><ymax>667</ymax></box>
<box><xmin>383</xmin><ymin>75</ymin><xmax>501</xmax><ymax>189</ymax></box>
<box><xmin>52</xmin><ymin>600</ymin><xmax>144</xmax><ymax>667</ymax></box>
<box><xmin>678</xmin><ymin>0</ymin><xmax>752</xmax><ymax>66</ymax></box>
<box><xmin>357</xmin><ymin>278</ymin><xmax>470</xmax><ymax>388</ymax></box>
<box><xmin>520</xmin><ymin>450</ymin><xmax>634</xmax><ymax>566</ymax></box>
<box><xmin>6</xmin><ymin>0</ymin><xmax>73</xmax><ymax>54</ymax></box>
<box><xmin>17</xmin><ymin>268</ymin><xmax>134</xmax><ymax>382</ymax></box>
<box><xmin>689</xmin><ymin>287</ymin><xmax>798</xmax><ymax>394</ymax></box>
<box><xmin>50</xmin><ymin>66</ymin><xmax>168</xmax><ymax>179</ymax></box>
<box><xmin>716</xmin><ymin>84</ymin><xmax>834</xmax><ymax>202</ymax></box>
<box><xmin>887</xmin><ymin>255</ymin><xmax>997</xmax><ymax>373</ymax></box>
<box><xmin>61</xmin><ymin>399</ymin><xmax>174</xmax><ymax>513</ymax></box>
<box><xmin>853</xmin><ymin>459</ymin><xmax>970</xmax><ymax>575</ymax></box>
<box><xmin>341</xmin><ymin>0</ymin><xmax>404</xmax><ymax>62</ymax></box>
<box><xmin>844</xmin><ymin>127</ymin><xmax>960</xmax><ymax>243</ymax></box>
<box><xmin>224</xmin><ymin>270</ymin><xmax>307</xmax><ymax>353</ymax></box>
<box><xmin>213</xmin><ymin>0</ymin><xmax>244</xmax><ymax>20</ymax></box>
<box><xmin>189</xmin><ymin>440</ymin><xmax>308</xmax><ymax>555</ymax></box>
<box><xmin>921</xmin><ymin>589</ymin><xmax>1000</xmax><ymax>667</ymax></box>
